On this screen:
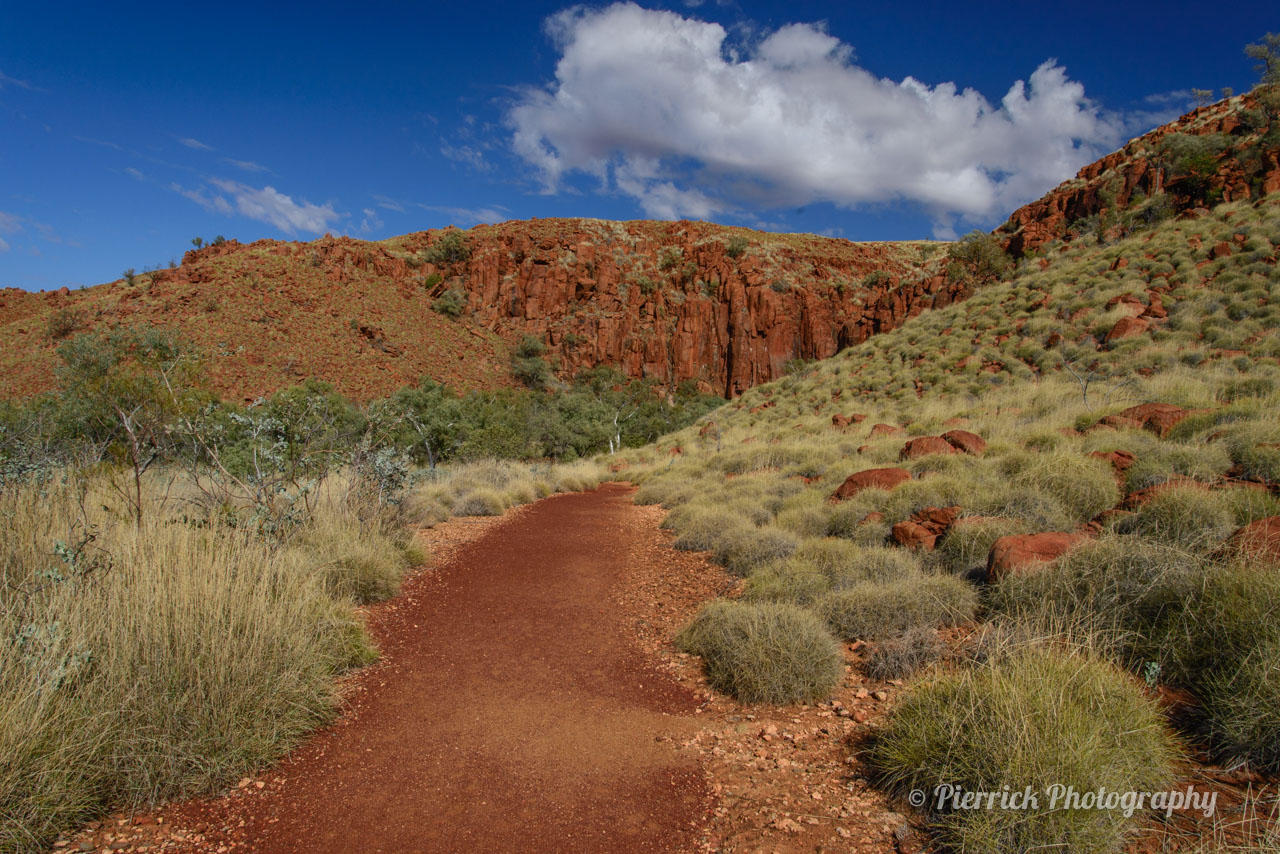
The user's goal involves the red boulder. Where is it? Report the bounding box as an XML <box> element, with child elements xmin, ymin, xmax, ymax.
<box><xmin>830</xmin><ymin>467</ymin><xmax>912</xmax><ymax>501</ymax></box>
<box><xmin>899</xmin><ymin>436</ymin><xmax>956</xmax><ymax>460</ymax></box>
<box><xmin>986</xmin><ymin>532</ymin><xmax>1088</xmax><ymax>581</ymax></box>
<box><xmin>941</xmin><ymin>430</ymin><xmax>988</xmax><ymax>456</ymax></box>
<box><xmin>870</xmin><ymin>423</ymin><xmax>904</xmax><ymax>438</ymax></box>
<box><xmin>1226</xmin><ymin>516</ymin><xmax>1280</xmax><ymax>562</ymax></box>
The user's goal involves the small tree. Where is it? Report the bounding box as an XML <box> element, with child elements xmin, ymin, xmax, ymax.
<box><xmin>1245</xmin><ymin>32</ymin><xmax>1280</xmax><ymax>86</ymax></box>
<box><xmin>56</xmin><ymin>328</ymin><xmax>203</xmax><ymax>526</ymax></box>
<box><xmin>1192</xmin><ymin>88</ymin><xmax>1214</xmax><ymax>108</ymax></box>
<box><xmin>191</xmin><ymin>237</ymin><xmax>204</xmax><ymax>249</ymax></box>
<box><xmin>947</xmin><ymin>231</ymin><xmax>1013</xmax><ymax>277</ymax></box>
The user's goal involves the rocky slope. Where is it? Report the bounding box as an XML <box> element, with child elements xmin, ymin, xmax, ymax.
<box><xmin>998</xmin><ymin>91</ymin><xmax>1280</xmax><ymax>256</ymax></box>
<box><xmin>0</xmin><ymin>221</ymin><xmax>946</xmax><ymax>401</ymax></box>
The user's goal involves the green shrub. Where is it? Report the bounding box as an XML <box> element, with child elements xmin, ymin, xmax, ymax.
<box><xmin>677</xmin><ymin>601</ymin><xmax>843</xmax><ymax>703</ymax></box>
<box><xmin>816</xmin><ymin>574</ymin><xmax>977</xmax><ymax>641</ymax></box>
<box><xmin>724</xmin><ymin>235</ymin><xmax>749</xmax><ymax>258</ymax></box>
<box><xmin>865</xmin><ymin>627</ymin><xmax>943</xmax><ymax>681</ymax></box>
<box><xmin>1116</xmin><ymin>486</ymin><xmax>1236</xmax><ymax>552</ymax></box>
<box><xmin>0</xmin><ymin>484</ymin><xmax>374</xmax><ymax>853</ymax></box>
<box><xmin>987</xmin><ymin>537</ymin><xmax>1204</xmax><ymax>674</ymax></box>
<box><xmin>1232</xmin><ymin>439</ymin><xmax>1280</xmax><ymax>485</ymax></box>
<box><xmin>1201</xmin><ymin>633</ymin><xmax>1280</xmax><ymax>772</ymax></box>
<box><xmin>294</xmin><ymin>517</ymin><xmax>417</xmax><ymax>604</ymax></box>
<box><xmin>669</xmin><ymin>507</ymin><xmax>748</xmax><ymax>552</ymax></box>
<box><xmin>948</xmin><ymin>231</ymin><xmax>1013</xmax><ymax>279</ymax></box>
<box><xmin>423</xmin><ymin>230</ymin><xmax>470</xmax><ymax>265</ymax></box>
<box><xmin>741</xmin><ymin>561</ymin><xmax>831</xmax><ymax>606</ymax></box>
<box><xmin>1014</xmin><ymin>453</ymin><xmax>1119</xmax><ymax>522</ymax></box>
<box><xmin>715</xmin><ymin>526</ymin><xmax>799</xmax><ymax>576</ymax></box>
<box><xmin>1125</xmin><ymin>444</ymin><xmax>1233</xmax><ymax>492</ymax></box>
<box><xmin>792</xmin><ymin>538</ymin><xmax>866</xmax><ymax>578</ymax></box>
<box><xmin>452</xmin><ymin>489</ymin><xmax>507</xmax><ymax>516</ymax></box>
<box><xmin>826</xmin><ymin>546</ymin><xmax>922</xmax><ymax>588</ymax></box>
<box><xmin>1179</xmin><ymin>563</ymin><xmax>1280</xmax><ymax>770</ymax></box>
<box><xmin>870</xmin><ymin>648</ymin><xmax>1179</xmax><ymax>853</ymax></box>
<box><xmin>431</xmin><ymin>288</ymin><xmax>467</xmax><ymax>318</ymax></box>
<box><xmin>936</xmin><ymin>517</ymin><xmax>1027</xmax><ymax>575</ymax></box>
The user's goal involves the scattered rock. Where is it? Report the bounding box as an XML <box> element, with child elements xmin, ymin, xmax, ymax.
<box><xmin>898</xmin><ymin>436</ymin><xmax>956</xmax><ymax>460</ymax></box>
<box><xmin>1105</xmin><ymin>315</ymin><xmax>1149</xmax><ymax>343</ymax></box>
<box><xmin>1089</xmin><ymin>449</ymin><xmax>1136</xmax><ymax>472</ymax></box>
<box><xmin>1226</xmin><ymin>516</ymin><xmax>1280</xmax><ymax>562</ymax></box>
<box><xmin>1122</xmin><ymin>476</ymin><xmax>1211</xmax><ymax>509</ymax></box>
<box><xmin>1100</xmin><ymin>403</ymin><xmax>1200</xmax><ymax>438</ymax></box>
<box><xmin>891</xmin><ymin>520</ymin><xmax>937</xmax><ymax>550</ymax></box>
<box><xmin>870</xmin><ymin>423</ymin><xmax>904</xmax><ymax>438</ymax></box>
<box><xmin>890</xmin><ymin>506</ymin><xmax>961</xmax><ymax>551</ymax></box>
<box><xmin>986</xmin><ymin>532</ymin><xmax>1089</xmax><ymax>581</ymax></box>
<box><xmin>941</xmin><ymin>429</ymin><xmax>987</xmax><ymax>456</ymax></box>
<box><xmin>830</xmin><ymin>468</ymin><xmax>912</xmax><ymax>501</ymax></box>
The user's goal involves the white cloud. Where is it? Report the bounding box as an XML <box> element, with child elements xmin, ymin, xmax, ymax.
<box><xmin>178</xmin><ymin>136</ymin><xmax>214</xmax><ymax>151</ymax></box>
<box><xmin>170</xmin><ymin>182</ymin><xmax>234</xmax><ymax>216</ymax></box>
<box><xmin>224</xmin><ymin>158</ymin><xmax>270</xmax><ymax>173</ymax></box>
<box><xmin>169</xmin><ymin>179</ymin><xmax>340</xmax><ymax>235</ymax></box>
<box><xmin>0</xmin><ymin>237</ymin><xmax>8</xmax><ymax>253</ymax></box>
<box><xmin>0</xmin><ymin>212</ymin><xmax>22</xmax><ymax>234</ymax></box>
<box><xmin>359</xmin><ymin>208</ymin><xmax>384</xmax><ymax>233</ymax></box>
<box><xmin>509</xmin><ymin>3</ymin><xmax>1141</xmax><ymax>232</ymax></box>
<box><xmin>125</xmin><ymin>167</ymin><xmax>145</xmax><ymax>180</ymax></box>
<box><xmin>416</xmin><ymin>203</ymin><xmax>509</xmax><ymax>225</ymax></box>
<box><xmin>209</xmin><ymin>179</ymin><xmax>341</xmax><ymax>234</ymax></box>
<box><xmin>0</xmin><ymin>70</ymin><xmax>35</xmax><ymax>90</ymax></box>
<box><xmin>440</xmin><ymin>141</ymin><xmax>489</xmax><ymax>171</ymax></box>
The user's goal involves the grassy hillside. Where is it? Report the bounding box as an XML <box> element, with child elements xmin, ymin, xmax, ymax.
<box><xmin>627</xmin><ymin>194</ymin><xmax>1280</xmax><ymax>850</ymax></box>
<box><xmin>0</xmin><ymin>220</ymin><xmax>940</xmax><ymax>402</ymax></box>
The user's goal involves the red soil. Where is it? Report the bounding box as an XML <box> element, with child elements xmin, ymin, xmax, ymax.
<box><xmin>87</xmin><ymin>486</ymin><xmax>712</xmax><ymax>853</ymax></box>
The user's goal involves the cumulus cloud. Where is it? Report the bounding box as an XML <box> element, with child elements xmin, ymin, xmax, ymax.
<box><xmin>509</xmin><ymin>3</ymin><xmax>1140</xmax><ymax>232</ymax></box>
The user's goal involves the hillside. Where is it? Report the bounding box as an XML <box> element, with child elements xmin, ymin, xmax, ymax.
<box><xmin>624</xmin><ymin>181</ymin><xmax>1280</xmax><ymax>848</ymax></box>
<box><xmin>0</xmin><ymin>222</ymin><xmax>943</xmax><ymax>402</ymax></box>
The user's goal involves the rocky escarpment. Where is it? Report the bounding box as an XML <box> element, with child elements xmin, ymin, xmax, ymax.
<box><xmin>998</xmin><ymin>91</ymin><xmax>1280</xmax><ymax>256</ymax></box>
<box><xmin>392</xmin><ymin>220</ymin><xmax>959</xmax><ymax>397</ymax></box>
<box><xmin>0</xmin><ymin>221</ymin><xmax>959</xmax><ymax>401</ymax></box>
<box><xmin>164</xmin><ymin>221</ymin><xmax>958</xmax><ymax>399</ymax></box>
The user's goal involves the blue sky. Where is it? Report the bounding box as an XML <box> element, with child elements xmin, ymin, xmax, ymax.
<box><xmin>1</xmin><ymin>1</ymin><xmax>1273</xmax><ymax>290</ymax></box>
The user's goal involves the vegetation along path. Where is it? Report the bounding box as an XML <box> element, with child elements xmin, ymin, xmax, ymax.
<box><xmin>110</xmin><ymin>485</ymin><xmax>710</xmax><ymax>853</ymax></box>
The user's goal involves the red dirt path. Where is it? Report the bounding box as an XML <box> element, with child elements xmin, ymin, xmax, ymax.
<box><xmin>146</xmin><ymin>485</ymin><xmax>710</xmax><ymax>853</ymax></box>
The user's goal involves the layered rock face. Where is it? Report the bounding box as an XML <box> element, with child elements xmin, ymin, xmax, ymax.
<box><xmin>400</xmin><ymin>220</ymin><xmax>957</xmax><ymax>397</ymax></box>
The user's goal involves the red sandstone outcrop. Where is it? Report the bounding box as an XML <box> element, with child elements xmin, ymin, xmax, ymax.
<box><xmin>997</xmin><ymin>95</ymin><xmax>1280</xmax><ymax>257</ymax></box>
